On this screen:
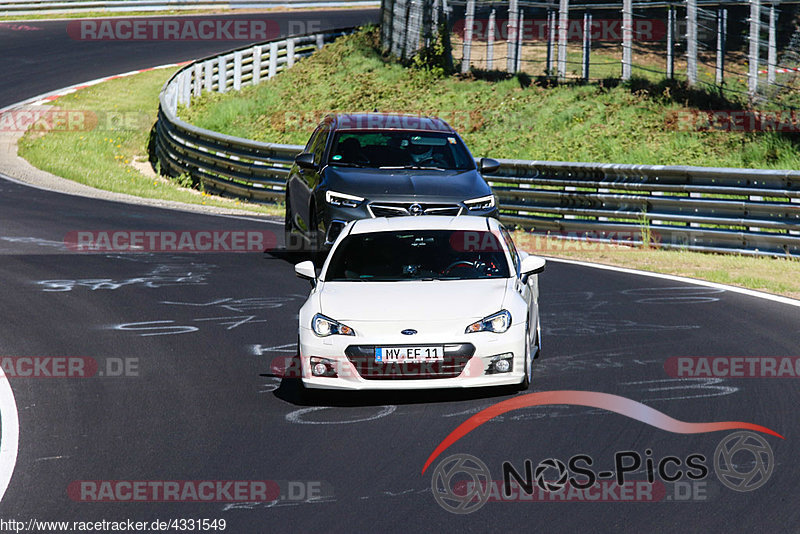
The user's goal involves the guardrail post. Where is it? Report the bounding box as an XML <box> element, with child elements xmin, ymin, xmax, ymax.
<box><xmin>179</xmin><ymin>71</ymin><xmax>191</xmax><ymax>107</ymax></box>
<box><xmin>516</xmin><ymin>11</ymin><xmax>524</xmax><ymax>72</ymax></box>
<box><xmin>507</xmin><ymin>0</ymin><xmax>519</xmax><ymax>72</ymax></box>
<box><xmin>621</xmin><ymin>0</ymin><xmax>632</xmax><ymax>80</ymax></box>
<box><xmin>269</xmin><ymin>42</ymin><xmax>278</xmax><ymax>78</ymax></box>
<box><xmin>316</xmin><ymin>33</ymin><xmax>325</xmax><ymax>50</ymax></box>
<box><xmin>287</xmin><ymin>38</ymin><xmax>296</xmax><ymax>68</ymax></box>
<box><xmin>686</xmin><ymin>0</ymin><xmax>698</xmax><ymax>85</ymax></box>
<box><xmin>193</xmin><ymin>63</ymin><xmax>202</xmax><ymax>98</ymax></box>
<box><xmin>748</xmin><ymin>0</ymin><xmax>760</xmax><ymax>97</ymax></box>
<box><xmin>767</xmin><ymin>3</ymin><xmax>776</xmax><ymax>85</ymax></box>
<box><xmin>582</xmin><ymin>11</ymin><xmax>591</xmax><ymax>81</ymax></box>
<box><xmin>547</xmin><ymin>10</ymin><xmax>555</xmax><ymax>76</ymax></box>
<box><xmin>487</xmin><ymin>8</ymin><xmax>496</xmax><ymax>70</ymax></box>
<box><xmin>558</xmin><ymin>0</ymin><xmax>568</xmax><ymax>81</ymax></box>
<box><xmin>204</xmin><ymin>59</ymin><xmax>213</xmax><ymax>92</ymax></box>
<box><xmin>461</xmin><ymin>0</ymin><xmax>475</xmax><ymax>74</ymax></box>
<box><xmin>666</xmin><ymin>6</ymin><xmax>674</xmax><ymax>79</ymax></box>
<box><xmin>252</xmin><ymin>45</ymin><xmax>262</xmax><ymax>85</ymax></box>
<box><xmin>715</xmin><ymin>8</ymin><xmax>727</xmax><ymax>86</ymax></box>
<box><xmin>218</xmin><ymin>56</ymin><xmax>228</xmax><ymax>93</ymax></box>
<box><xmin>233</xmin><ymin>51</ymin><xmax>242</xmax><ymax>91</ymax></box>
<box><xmin>381</xmin><ymin>0</ymin><xmax>394</xmax><ymax>50</ymax></box>
<box><xmin>400</xmin><ymin>0</ymin><xmax>411</xmax><ymax>59</ymax></box>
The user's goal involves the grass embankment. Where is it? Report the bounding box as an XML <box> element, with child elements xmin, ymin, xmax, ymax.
<box><xmin>14</xmin><ymin>27</ymin><xmax>799</xmax><ymax>298</ymax></box>
<box><xmin>182</xmin><ymin>27</ymin><xmax>800</xmax><ymax>169</ymax></box>
<box><xmin>17</xmin><ymin>68</ymin><xmax>280</xmax><ymax>215</ymax></box>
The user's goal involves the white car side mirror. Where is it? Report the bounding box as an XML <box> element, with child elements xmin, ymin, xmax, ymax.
<box><xmin>295</xmin><ymin>260</ymin><xmax>317</xmax><ymax>286</ymax></box>
<box><xmin>520</xmin><ymin>255</ymin><xmax>546</xmax><ymax>276</ymax></box>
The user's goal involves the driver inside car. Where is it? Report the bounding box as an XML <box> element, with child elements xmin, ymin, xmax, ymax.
<box><xmin>407</xmin><ymin>138</ymin><xmax>449</xmax><ymax>167</ymax></box>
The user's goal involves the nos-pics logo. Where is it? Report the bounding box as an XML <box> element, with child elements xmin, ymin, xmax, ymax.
<box><xmin>423</xmin><ymin>391</ymin><xmax>782</xmax><ymax>514</ymax></box>
<box><xmin>432</xmin><ymin>431</ymin><xmax>775</xmax><ymax>514</ymax></box>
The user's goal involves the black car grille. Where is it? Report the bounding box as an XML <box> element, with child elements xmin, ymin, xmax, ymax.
<box><xmin>344</xmin><ymin>343</ymin><xmax>475</xmax><ymax>380</ymax></box>
<box><xmin>368</xmin><ymin>202</ymin><xmax>462</xmax><ymax>218</ymax></box>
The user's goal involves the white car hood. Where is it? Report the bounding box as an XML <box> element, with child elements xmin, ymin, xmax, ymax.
<box><xmin>317</xmin><ymin>279</ymin><xmax>509</xmax><ymax>322</ymax></box>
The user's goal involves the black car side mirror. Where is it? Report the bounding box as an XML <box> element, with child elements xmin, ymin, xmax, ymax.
<box><xmin>480</xmin><ymin>158</ymin><xmax>500</xmax><ymax>174</ymax></box>
<box><xmin>295</xmin><ymin>152</ymin><xmax>316</xmax><ymax>170</ymax></box>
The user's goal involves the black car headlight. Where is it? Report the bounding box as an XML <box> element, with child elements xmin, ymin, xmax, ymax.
<box><xmin>326</xmin><ymin>190</ymin><xmax>364</xmax><ymax>208</ymax></box>
<box><xmin>464</xmin><ymin>195</ymin><xmax>495</xmax><ymax>211</ymax></box>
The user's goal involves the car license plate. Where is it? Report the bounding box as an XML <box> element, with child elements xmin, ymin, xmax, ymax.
<box><xmin>375</xmin><ymin>346</ymin><xmax>444</xmax><ymax>363</ymax></box>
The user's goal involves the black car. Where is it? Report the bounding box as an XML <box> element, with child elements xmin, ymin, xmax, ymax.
<box><xmin>284</xmin><ymin>113</ymin><xmax>500</xmax><ymax>250</ymax></box>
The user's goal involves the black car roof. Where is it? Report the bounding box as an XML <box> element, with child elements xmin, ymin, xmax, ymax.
<box><xmin>323</xmin><ymin>113</ymin><xmax>456</xmax><ymax>133</ymax></box>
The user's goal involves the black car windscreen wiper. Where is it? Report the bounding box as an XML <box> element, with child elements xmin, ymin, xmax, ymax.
<box><xmin>379</xmin><ymin>165</ymin><xmax>449</xmax><ymax>171</ymax></box>
<box><xmin>330</xmin><ymin>161</ymin><xmax>369</xmax><ymax>168</ymax></box>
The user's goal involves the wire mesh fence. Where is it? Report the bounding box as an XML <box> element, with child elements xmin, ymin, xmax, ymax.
<box><xmin>381</xmin><ymin>0</ymin><xmax>800</xmax><ymax>110</ymax></box>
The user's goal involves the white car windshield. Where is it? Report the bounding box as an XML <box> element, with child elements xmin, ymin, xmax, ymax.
<box><xmin>324</xmin><ymin>230</ymin><xmax>511</xmax><ymax>281</ymax></box>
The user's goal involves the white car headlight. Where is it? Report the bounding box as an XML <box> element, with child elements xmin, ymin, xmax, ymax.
<box><xmin>312</xmin><ymin>313</ymin><xmax>355</xmax><ymax>337</ymax></box>
<box><xmin>326</xmin><ymin>190</ymin><xmax>364</xmax><ymax>208</ymax></box>
<box><xmin>463</xmin><ymin>195</ymin><xmax>495</xmax><ymax>211</ymax></box>
<box><xmin>466</xmin><ymin>310</ymin><xmax>512</xmax><ymax>334</ymax></box>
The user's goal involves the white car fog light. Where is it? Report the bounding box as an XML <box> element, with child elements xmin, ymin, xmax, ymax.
<box><xmin>310</xmin><ymin>357</ymin><xmax>337</xmax><ymax>377</ymax></box>
<box><xmin>494</xmin><ymin>359</ymin><xmax>511</xmax><ymax>373</ymax></box>
<box><xmin>488</xmin><ymin>352</ymin><xmax>514</xmax><ymax>374</ymax></box>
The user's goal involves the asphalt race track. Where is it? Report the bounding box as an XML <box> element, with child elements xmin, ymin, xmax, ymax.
<box><xmin>1</xmin><ymin>11</ymin><xmax>799</xmax><ymax>533</ymax></box>
<box><xmin>0</xmin><ymin>10</ymin><xmax>379</xmax><ymax>108</ymax></box>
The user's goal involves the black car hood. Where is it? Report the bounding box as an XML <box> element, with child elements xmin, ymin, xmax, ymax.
<box><xmin>322</xmin><ymin>166</ymin><xmax>491</xmax><ymax>200</ymax></box>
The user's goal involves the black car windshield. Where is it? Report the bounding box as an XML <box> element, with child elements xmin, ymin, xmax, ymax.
<box><xmin>325</xmin><ymin>230</ymin><xmax>510</xmax><ymax>281</ymax></box>
<box><xmin>327</xmin><ymin>131</ymin><xmax>475</xmax><ymax>171</ymax></box>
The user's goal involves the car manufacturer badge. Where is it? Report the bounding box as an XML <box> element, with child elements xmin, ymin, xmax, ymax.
<box><xmin>401</xmin><ymin>329</ymin><xmax>418</xmax><ymax>335</ymax></box>
<box><xmin>409</xmin><ymin>204</ymin><xmax>423</xmax><ymax>216</ymax></box>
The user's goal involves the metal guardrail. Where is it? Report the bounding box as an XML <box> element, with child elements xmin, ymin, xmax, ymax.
<box><xmin>489</xmin><ymin>161</ymin><xmax>800</xmax><ymax>256</ymax></box>
<box><xmin>154</xmin><ymin>29</ymin><xmax>800</xmax><ymax>257</ymax></box>
<box><xmin>154</xmin><ymin>30</ymin><xmax>350</xmax><ymax>201</ymax></box>
<box><xmin>1</xmin><ymin>0</ymin><xmax>378</xmax><ymax>15</ymax></box>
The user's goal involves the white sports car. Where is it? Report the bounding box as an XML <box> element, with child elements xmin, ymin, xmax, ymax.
<box><xmin>294</xmin><ymin>215</ymin><xmax>545</xmax><ymax>391</ymax></box>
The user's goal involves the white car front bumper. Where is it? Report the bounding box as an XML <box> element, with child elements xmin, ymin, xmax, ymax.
<box><xmin>298</xmin><ymin>322</ymin><xmax>528</xmax><ymax>390</ymax></box>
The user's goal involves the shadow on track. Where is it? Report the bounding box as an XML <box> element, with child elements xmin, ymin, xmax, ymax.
<box><xmin>263</xmin><ymin>248</ymin><xmax>328</xmax><ymax>269</ymax></box>
<box><xmin>270</xmin><ymin>376</ymin><xmax>521</xmax><ymax>407</ymax></box>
